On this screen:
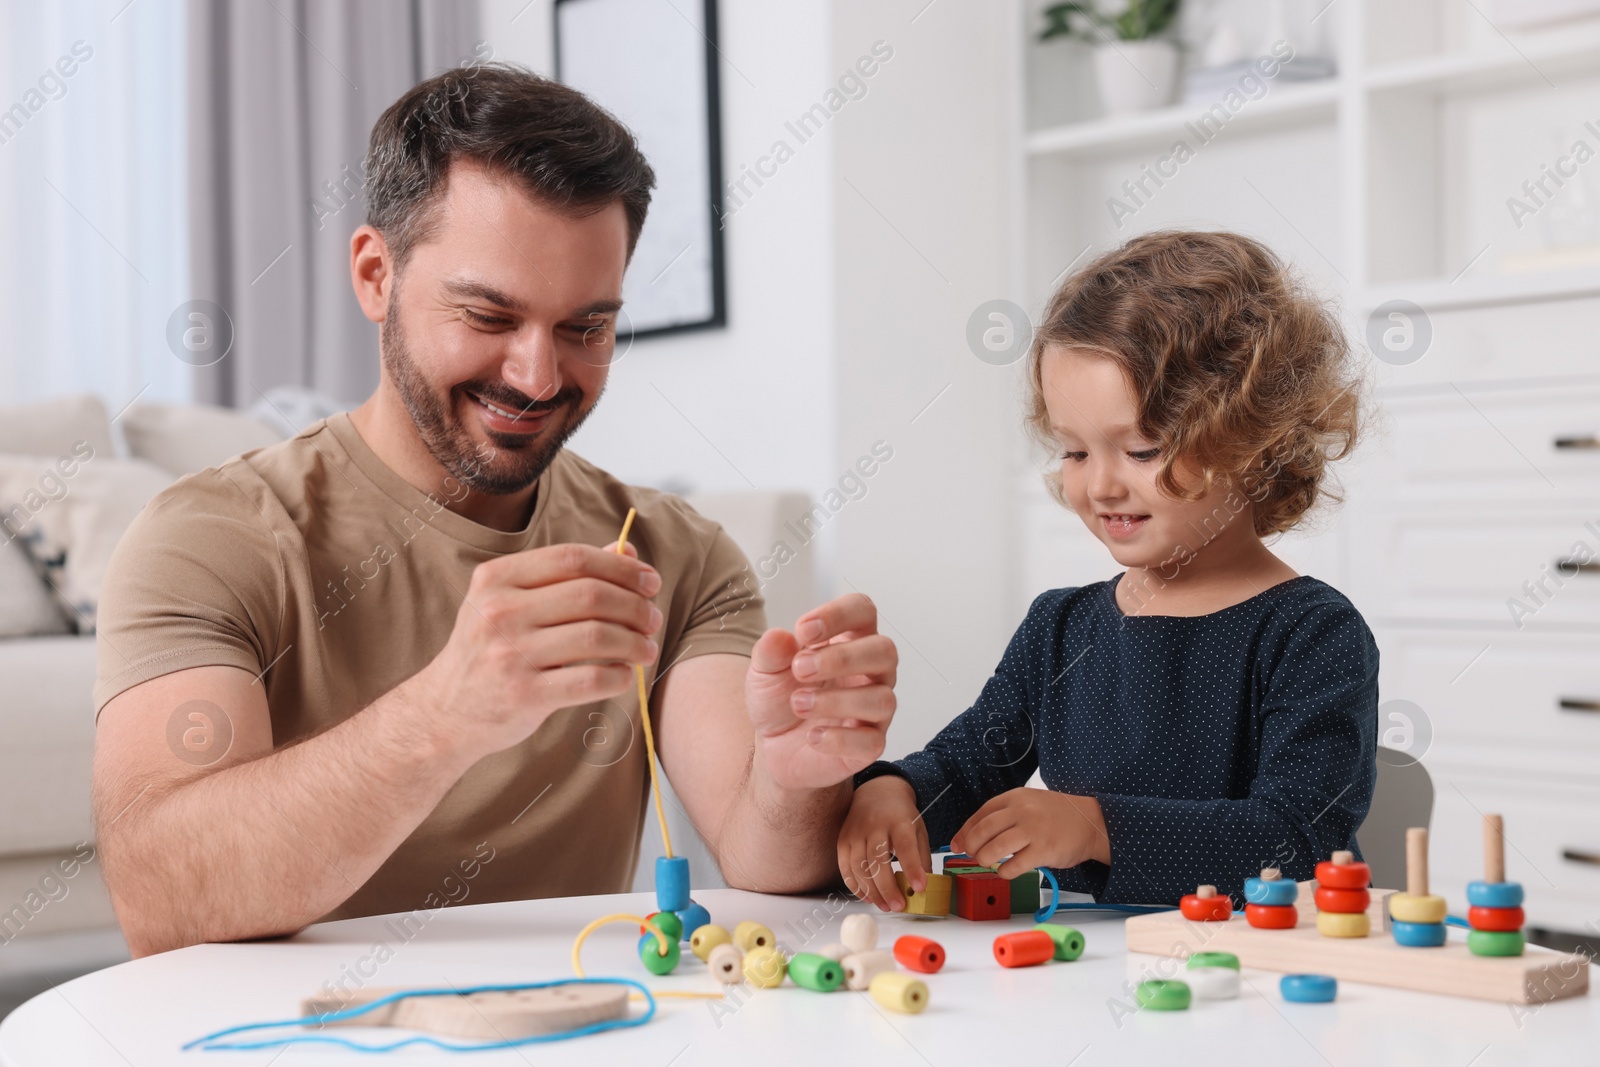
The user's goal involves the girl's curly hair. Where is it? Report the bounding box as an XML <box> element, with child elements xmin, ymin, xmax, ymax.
<box><xmin>1025</xmin><ymin>230</ymin><xmax>1365</xmax><ymax>537</ymax></box>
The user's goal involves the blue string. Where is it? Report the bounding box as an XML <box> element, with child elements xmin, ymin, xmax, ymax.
<box><xmin>1445</xmin><ymin>914</ymin><xmax>1470</xmax><ymax>929</ymax></box>
<box><xmin>182</xmin><ymin>977</ymin><xmax>656</xmax><ymax>1053</ymax></box>
<box><xmin>1034</xmin><ymin>867</ymin><xmax>1060</xmax><ymax>922</ymax></box>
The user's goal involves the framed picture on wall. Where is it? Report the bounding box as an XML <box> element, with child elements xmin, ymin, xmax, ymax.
<box><xmin>554</xmin><ymin>0</ymin><xmax>726</xmax><ymax>339</ymax></box>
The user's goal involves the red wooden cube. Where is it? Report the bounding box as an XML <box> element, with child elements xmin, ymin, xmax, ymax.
<box><xmin>953</xmin><ymin>872</ymin><xmax>1011</xmax><ymax>921</ymax></box>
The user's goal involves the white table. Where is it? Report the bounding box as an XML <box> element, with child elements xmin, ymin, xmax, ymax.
<box><xmin>2</xmin><ymin>888</ymin><xmax>1594</xmax><ymax>1065</ymax></box>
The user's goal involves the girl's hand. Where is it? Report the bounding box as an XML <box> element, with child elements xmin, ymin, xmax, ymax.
<box><xmin>950</xmin><ymin>787</ymin><xmax>1111</xmax><ymax>878</ymax></box>
<box><xmin>836</xmin><ymin>775</ymin><xmax>931</xmax><ymax>912</ymax></box>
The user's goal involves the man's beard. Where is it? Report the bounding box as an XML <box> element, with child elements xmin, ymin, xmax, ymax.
<box><xmin>380</xmin><ymin>296</ymin><xmax>596</xmax><ymax>496</ymax></box>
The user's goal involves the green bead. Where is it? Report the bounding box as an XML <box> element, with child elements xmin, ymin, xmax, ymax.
<box><xmin>1468</xmin><ymin>929</ymin><xmax>1525</xmax><ymax>957</ymax></box>
<box><xmin>1187</xmin><ymin>951</ymin><xmax>1240</xmax><ymax>971</ymax></box>
<box><xmin>788</xmin><ymin>952</ymin><xmax>843</xmax><ymax>992</ymax></box>
<box><xmin>1010</xmin><ymin>870</ymin><xmax>1041</xmax><ymax>914</ymax></box>
<box><xmin>645</xmin><ymin>912</ymin><xmax>683</xmax><ymax>942</ymax></box>
<box><xmin>639</xmin><ymin>932</ymin><xmax>681</xmax><ymax>975</ymax></box>
<box><xmin>1033</xmin><ymin>922</ymin><xmax>1086</xmax><ymax>961</ymax></box>
<box><xmin>1135</xmin><ymin>979</ymin><xmax>1191</xmax><ymax>1011</ymax></box>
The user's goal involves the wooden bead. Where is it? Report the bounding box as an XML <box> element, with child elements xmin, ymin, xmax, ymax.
<box><xmin>1186</xmin><ymin>951</ymin><xmax>1239</xmax><ymax>971</ymax></box>
<box><xmin>840</xmin><ymin>913</ymin><xmax>878</xmax><ymax>954</ymax></box>
<box><xmin>817</xmin><ymin>942</ymin><xmax>849</xmax><ymax>962</ymax></box>
<box><xmin>1033</xmin><ymin>923</ymin><xmax>1086</xmax><ymax>962</ymax></box>
<box><xmin>1313</xmin><ymin>886</ymin><xmax>1371</xmax><ymax>914</ymax></box>
<box><xmin>1245</xmin><ymin>903</ymin><xmax>1299</xmax><ymax>929</ymax></box>
<box><xmin>893</xmin><ymin>934</ymin><xmax>946</xmax><ymax>973</ymax></box>
<box><xmin>1184</xmin><ymin>966</ymin><xmax>1240</xmax><ymax>1000</ymax></box>
<box><xmin>1134</xmin><ymin>979</ymin><xmax>1191</xmax><ymax>1011</ymax></box>
<box><xmin>1280</xmin><ymin>973</ymin><xmax>1337</xmax><ymax>1003</ymax></box>
<box><xmin>1313</xmin><ymin>858</ymin><xmax>1371</xmax><ymax>890</ymax></box>
<box><xmin>896</xmin><ymin>871</ymin><xmax>952</xmax><ymax>916</ymax></box>
<box><xmin>953</xmin><ymin>872</ymin><xmax>1011</xmax><ymax>920</ymax></box>
<box><xmin>640</xmin><ymin>911</ymin><xmax>683</xmax><ymax>942</ymax></box>
<box><xmin>655</xmin><ymin>856</ymin><xmax>690</xmax><ymax>912</ymax></box>
<box><xmin>1244</xmin><ymin>877</ymin><xmax>1298</xmax><ymax>906</ymax></box>
<box><xmin>1179</xmin><ymin>891</ymin><xmax>1233</xmax><ymax>922</ymax></box>
<box><xmin>788</xmin><ymin>952</ymin><xmax>843</xmax><ymax>992</ymax></box>
<box><xmin>707</xmin><ymin>943</ymin><xmax>744</xmax><ymax>983</ymax></box>
<box><xmin>675</xmin><ymin>901</ymin><xmax>710</xmax><ymax>942</ymax></box>
<box><xmin>1391</xmin><ymin>920</ymin><xmax>1447</xmax><ymax>947</ymax></box>
<box><xmin>1468</xmin><ymin>905</ymin><xmax>1525</xmax><ymax>932</ymax></box>
<box><xmin>690</xmin><ymin>924</ymin><xmax>731</xmax><ymax>961</ymax></box>
<box><xmin>742</xmin><ymin>946</ymin><xmax>787</xmax><ymax>988</ymax></box>
<box><xmin>638</xmin><ymin>933</ymin><xmax>680</xmax><ymax>975</ymax></box>
<box><xmin>869</xmin><ymin>972</ymin><xmax>929</xmax><ymax>1014</ymax></box>
<box><xmin>1468</xmin><ymin>929</ymin><xmax>1526</xmax><ymax>957</ymax></box>
<box><xmin>733</xmin><ymin>921</ymin><xmax>775</xmax><ymax>953</ymax></box>
<box><xmin>1466</xmin><ymin>880</ymin><xmax>1524</xmax><ymax>908</ymax></box>
<box><xmin>993</xmin><ymin>930</ymin><xmax>1055</xmax><ymax>968</ymax></box>
<box><xmin>1316</xmin><ymin>910</ymin><xmax>1370</xmax><ymax>938</ymax></box>
<box><xmin>841</xmin><ymin>950</ymin><xmax>896</xmax><ymax>991</ymax></box>
<box><xmin>1388</xmin><ymin>892</ymin><xmax>1448</xmax><ymax>924</ymax></box>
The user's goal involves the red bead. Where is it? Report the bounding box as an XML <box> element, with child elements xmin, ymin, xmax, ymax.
<box><xmin>1179</xmin><ymin>893</ymin><xmax>1234</xmax><ymax>922</ymax></box>
<box><xmin>993</xmin><ymin>930</ymin><xmax>1055</xmax><ymax>968</ymax></box>
<box><xmin>1314</xmin><ymin>859</ymin><xmax>1371</xmax><ymax>890</ymax></box>
<box><xmin>893</xmin><ymin>935</ymin><xmax>946</xmax><ymax>974</ymax></box>
<box><xmin>1245</xmin><ymin>903</ymin><xmax>1299</xmax><ymax>929</ymax></box>
<box><xmin>1468</xmin><ymin>905</ymin><xmax>1525</xmax><ymax>932</ymax></box>
<box><xmin>1314</xmin><ymin>886</ymin><xmax>1371</xmax><ymax>914</ymax></box>
<box><xmin>953</xmin><ymin>873</ymin><xmax>1011</xmax><ymax>921</ymax></box>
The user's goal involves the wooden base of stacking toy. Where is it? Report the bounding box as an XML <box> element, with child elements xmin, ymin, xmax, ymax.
<box><xmin>302</xmin><ymin>985</ymin><xmax>628</xmax><ymax>1039</ymax></box>
<box><xmin>1125</xmin><ymin>905</ymin><xmax>1590</xmax><ymax>1004</ymax></box>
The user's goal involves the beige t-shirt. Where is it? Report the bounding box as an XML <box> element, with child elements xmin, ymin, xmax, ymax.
<box><xmin>94</xmin><ymin>414</ymin><xmax>764</xmax><ymax>922</ymax></box>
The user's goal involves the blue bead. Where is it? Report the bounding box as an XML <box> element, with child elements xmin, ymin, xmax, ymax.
<box><xmin>1466</xmin><ymin>880</ymin><xmax>1523</xmax><ymax>909</ymax></box>
<box><xmin>656</xmin><ymin>856</ymin><xmax>691</xmax><ymax>912</ymax></box>
<box><xmin>676</xmin><ymin>900</ymin><xmax>710</xmax><ymax>942</ymax></box>
<box><xmin>1391</xmin><ymin>920</ymin><xmax>1448</xmax><ymax>947</ymax></box>
<box><xmin>1280</xmin><ymin>974</ymin><xmax>1337</xmax><ymax>1003</ymax></box>
<box><xmin>1244</xmin><ymin>877</ymin><xmax>1299</xmax><ymax>906</ymax></box>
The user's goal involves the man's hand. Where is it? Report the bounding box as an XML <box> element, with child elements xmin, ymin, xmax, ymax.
<box><xmin>950</xmin><ymin>787</ymin><xmax>1111</xmax><ymax>878</ymax></box>
<box><xmin>744</xmin><ymin>592</ymin><xmax>897</xmax><ymax>791</ymax></box>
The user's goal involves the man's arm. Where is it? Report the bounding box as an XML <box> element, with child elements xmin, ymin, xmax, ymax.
<box><xmin>656</xmin><ymin>594</ymin><xmax>897</xmax><ymax>893</ymax></box>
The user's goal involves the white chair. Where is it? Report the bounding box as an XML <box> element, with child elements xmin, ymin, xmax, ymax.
<box><xmin>1355</xmin><ymin>748</ymin><xmax>1436</xmax><ymax>891</ymax></box>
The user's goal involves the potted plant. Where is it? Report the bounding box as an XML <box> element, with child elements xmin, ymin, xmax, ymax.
<box><xmin>1041</xmin><ymin>1</ymin><xmax>1181</xmax><ymax>118</ymax></box>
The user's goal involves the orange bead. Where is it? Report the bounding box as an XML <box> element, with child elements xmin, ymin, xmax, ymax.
<box><xmin>893</xmin><ymin>934</ymin><xmax>945</xmax><ymax>974</ymax></box>
<box><xmin>993</xmin><ymin>930</ymin><xmax>1055</xmax><ymax>968</ymax></box>
<box><xmin>1245</xmin><ymin>903</ymin><xmax>1299</xmax><ymax>929</ymax></box>
<box><xmin>1179</xmin><ymin>893</ymin><xmax>1233</xmax><ymax>922</ymax></box>
<box><xmin>1468</xmin><ymin>905</ymin><xmax>1525</xmax><ymax>932</ymax></box>
<box><xmin>1313</xmin><ymin>859</ymin><xmax>1371</xmax><ymax>890</ymax></box>
<box><xmin>1314</xmin><ymin>886</ymin><xmax>1370</xmax><ymax>913</ymax></box>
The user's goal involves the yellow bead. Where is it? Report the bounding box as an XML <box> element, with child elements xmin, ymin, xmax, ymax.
<box><xmin>708</xmin><ymin>943</ymin><xmax>744</xmax><ymax>984</ymax></box>
<box><xmin>742</xmin><ymin>946</ymin><xmax>787</xmax><ymax>988</ymax></box>
<box><xmin>734</xmin><ymin>921</ymin><xmax>776</xmax><ymax>953</ymax></box>
<box><xmin>1317</xmin><ymin>910</ymin><xmax>1371</xmax><ymax>938</ymax></box>
<box><xmin>1388</xmin><ymin>892</ymin><xmax>1448</xmax><ymax>924</ymax></box>
<box><xmin>690</xmin><ymin>924</ymin><xmax>731</xmax><ymax>961</ymax></box>
<box><xmin>869</xmin><ymin>971</ymin><xmax>929</xmax><ymax>1014</ymax></box>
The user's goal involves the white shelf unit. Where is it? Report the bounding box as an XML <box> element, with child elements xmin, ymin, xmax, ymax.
<box><xmin>1014</xmin><ymin>0</ymin><xmax>1600</xmax><ymax>936</ymax></box>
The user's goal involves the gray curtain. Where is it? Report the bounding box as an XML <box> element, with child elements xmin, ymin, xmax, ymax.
<box><xmin>186</xmin><ymin>0</ymin><xmax>481</xmax><ymax>408</ymax></box>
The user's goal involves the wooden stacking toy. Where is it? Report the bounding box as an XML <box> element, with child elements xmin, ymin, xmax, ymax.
<box><xmin>1244</xmin><ymin>867</ymin><xmax>1298</xmax><ymax>929</ymax></box>
<box><xmin>1467</xmin><ymin>813</ymin><xmax>1526</xmax><ymax>957</ymax></box>
<box><xmin>1179</xmin><ymin>884</ymin><xmax>1233</xmax><ymax>922</ymax></box>
<box><xmin>1313</xmin><ymin>850</ymin><xmax>1371</xmax><ymax>938</ymax></box>
<box><xmin>1388</xmin><ymin>826</ymin><xmax>1448</xmax><ymax>948</ymax></box>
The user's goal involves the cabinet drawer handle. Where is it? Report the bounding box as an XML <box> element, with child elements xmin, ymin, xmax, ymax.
<box><xmin>1559</xmin><ymin>698</ymin><xmax>1600</xmax><ymax>712</ymax></box>
<box><xmin>1562</xmin><ymin>848</ymin><xmax>1600</xmax><ymax>867</ymax></box>
<box><xmin>1554</xmin><ymin>558</ymin><xmax>1600</xmax><ymax>574</ymax></box>
<box><xmin>1554</xmin><ymin>434</ymin><xmax>1600</xmax><ymax>450</ymax></box>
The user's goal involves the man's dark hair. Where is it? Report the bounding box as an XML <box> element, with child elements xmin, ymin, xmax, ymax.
<box><xmin>364</xmin><ymin>63</ymin><xmax>655</xmax><ymax>268</ymax></box>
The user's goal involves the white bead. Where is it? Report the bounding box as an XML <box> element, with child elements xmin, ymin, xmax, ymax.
<box><xmin>1185</xmin><ymin>967</ymin><xmax>1241</xmax><ymax>1000</ymax></box>
<box><xmin>817</xmin><ymin>943</ymin><xmax>849</xmax><ymax>962</ymax></box>
<box><xmin>841</xmin><ymin>914</ymin><xmax>879</xmax><ymax>954</ymax></box>
<box><xmin>841</xmin><ymin>950</ymin><xmax>896</xmax><ymax>991</ymax></box>
<box><xmin>708</xmin><ymin>943</ymin><xmax>744</xmax><ymax>984</ymax></box>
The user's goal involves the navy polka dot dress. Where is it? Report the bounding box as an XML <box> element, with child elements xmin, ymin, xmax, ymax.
<box><xmin>857</xmin><ymin>573</ymin><xmax>1379</xmax><ymax>905</ymax></box>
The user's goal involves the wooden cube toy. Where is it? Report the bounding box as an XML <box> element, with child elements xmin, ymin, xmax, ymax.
<box><xmin>895</xmin><ymin>871</ymin><xmax>951</xmax><ymax>915</ymax></box>
<box><xmin>1010</xmin><ymin>869</ymin><xmax>1042</xmax><ymax>914</ymax></box>
<box><xmin>953</xmin><ymin>871</ymin><xmax>1010</xmax><ymax>920</ymax></box>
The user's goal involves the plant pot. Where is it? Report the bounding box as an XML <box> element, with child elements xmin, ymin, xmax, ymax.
<box><xmin>1093</xmin><ymin>39</ymin><xmax>1178</xmax><ymax>117</ymax></box>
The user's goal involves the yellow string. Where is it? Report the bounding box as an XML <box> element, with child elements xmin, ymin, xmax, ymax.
<box><xmin>570</xmin><ymin>913</ymin><xmax>723</xmax><ymax>1001</ymax></box>
<box><xmin>615</xmin><ymin>507</ymin><xmax>673</xmax><ymax>860</ymax></box>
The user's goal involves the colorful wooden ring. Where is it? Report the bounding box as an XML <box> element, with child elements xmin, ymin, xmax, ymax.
<box><xmin>841</xmin><ymin>950</ymin><xmax>895</xmax><ymax>991</ymax></box>
<box><xmin>638</xmin><ymin>933</ymin><xmax>680</xmax><ymax>975</ymax></box>
<box><xmin>1468</xmin><ymin>905</ymin><xmax>1525</xmax><ymax>932</ymax></box>
<box><xmin>675</xmin><ymin>901</ymin><xmax>710</xmax><ymax>942</ymax></box>
<box><xmin>1313</xmin><ymin>858</ymin><xmax>1370</xmax><ymax>889</ymax></box>
<box><xmin>1179</xmin><ymin>893</ymin><xmax>1234</xmax><ymax>922</ymax></box>
<box><xmin>1135</xmin><ymin>979</ymin><xmax>1191</xmax><ymax>1011</ymax></box>
<box><xmin>655</xmin><ymin>856</ymin><xmax>690</xmax><ymax>912</ymax></box>
<box><xmin>1466</xmin><ymin>880</ymin><xmax>1524</xmax><ymax>909</ymax></box>
<box><xmin>1186</xmin><ymin>951</ymin><xmax>1240</xmax><ymax>971</ymax></box>
<box><xmin>841</xmin><ymin>913</ymin><xmax>878</xmax><ymax>954</ymax></box>
<box><xmin>1316</xmin><ymin>910</ymin><xmax>1370</xmax><ymax>938</ymax></box>
<box><xmin>1281</xmin><ymin>973</ymin><xmax>1337</xmax><ymax>1003</ymax></box>
<box><xmin>788</xmin><ymin>952</ymin><xmax>843</xmax><ymax>992</ymax></box>
<box><xmin>1245</xmin><ymin>903</ymin><xmax>1299</xmax><ymax>929</ymax></box>
<box><xmin>1184</xmin><ymin>966</ymin><xmax>1241</xmax><ymax>1000</ymax></box>
<box><xmin>869</xmin><ymin>972</ymin><xmax>929</xmax><ymax>1014</ymax></box>
<box><xmin>707</xmin><ymin>942</ymin><xmax>743</xmax><ymax>984</ymax></box>
<box><xmin>893</xmin><ymin>934</ymin><xmax>946</xmax><ymax>974</ymax></box>
<box><xmin>993</xmin><ymin>930</ymin><xmax>1055</xmax><ymax>968</ymax></box>
<box><xmin>1244</xmin><ymin>877</ymin><xmax>1298</xmax><ymax>906</ymax></box>
<box><xmin>1314</xmin><ymin>886</ymin><xmax>1371</xmax><ymax>914</ymax></box>
<box><xmin>1391</xmin><ymin>920</ymin><xmax>1447</xmax><ymax>947</ymax></box>
<box><xmin>1033</xmin><ymin>923</ymin><xmax>1086</xmax><ymax>962</ymax></box>
<box><xmin>690</xmin><ymin>924</ymin><xmax>731</xmax><ymax>961</ymax></box>
<box><xmin>733</xmin><ymin>921</ymin><xmax>775</xmax><ymax>953</ymax></box>
<box><xmin>1468</xmin><ymin>929</ymin><xmax>1526</xmax><ymax>957</ymax></box>
<box><xmin>742</xmin><ymin>946</ymin><xmax>787</xmax><ymax>988</ymax></box>
<box><xmin>1387</xmin><ymin>892</ymin><xmax>1448</xmax><ymax>924</ymax></box>
<box><xmin>641</xmin><ymin>911</ymin><xmax>683</xmax><ymax>942</ymax></box>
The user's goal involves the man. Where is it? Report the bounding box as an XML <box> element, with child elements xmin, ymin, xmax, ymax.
<box><xmin>91</xmin><ymin>65</ymin><xmax>898</xmax><ymax>956</ymax></box>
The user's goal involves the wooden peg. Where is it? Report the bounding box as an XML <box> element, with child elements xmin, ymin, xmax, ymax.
<box><xmin>1484</xmin><ymin>813</ymin><xmax>1505</xmax><ymax>884</ymax></box>
<box><xmin>1331</xmin><ymin>850</ymin><xmax>1354</xmax><ymax>866</ymax></box>
<box><xmin>1405</xmin><ymin>827</ymin><xmax>1428</xmax><ymax>897</ymax></box>
<box><xmin>1197</xmin><ymin>885</ymin><xmax>1217</xmax><ymax>898</ymax></box>
<box><xmin>1260</xmin><ymin>867</ymin><xmax>1282</xmax><ymax>881</ymax></box>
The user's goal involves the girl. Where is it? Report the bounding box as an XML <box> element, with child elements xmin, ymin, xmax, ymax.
<box><xmin>839</xmin><ymin>230</ymin><xmax>1378</xmax><ymax>911</ymax></box>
